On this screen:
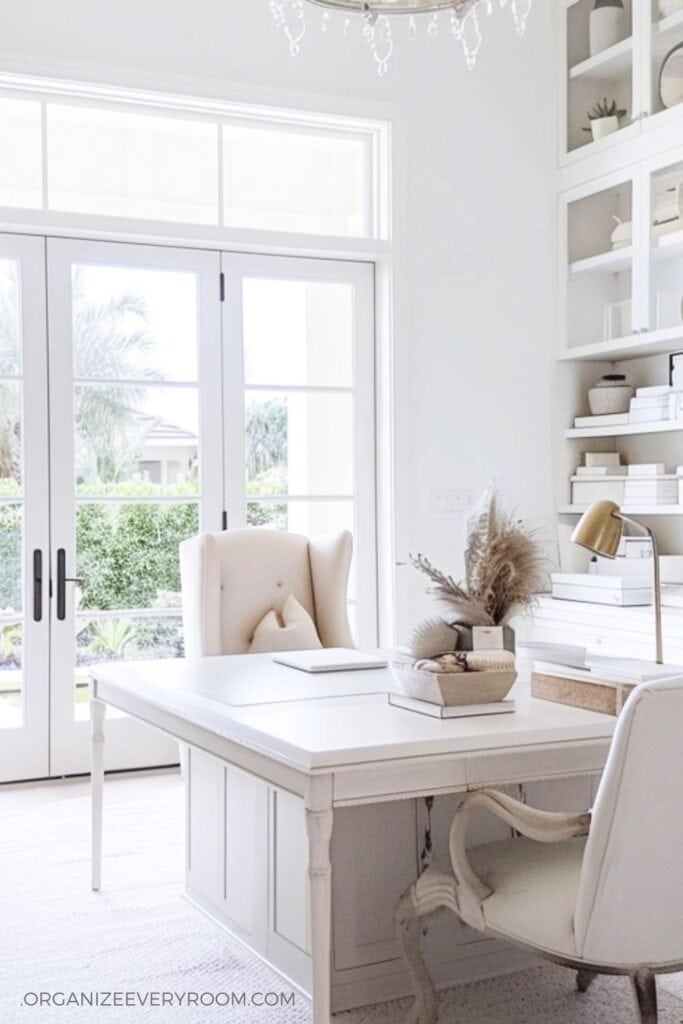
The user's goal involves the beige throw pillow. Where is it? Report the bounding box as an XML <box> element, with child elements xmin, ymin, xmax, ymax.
<box><xmin>249</xmin><ymin>594</ymin><xmax>322</xmax><ymax>654</ymax></box>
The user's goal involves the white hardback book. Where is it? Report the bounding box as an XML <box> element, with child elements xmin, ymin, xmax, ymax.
<box><xmin>585</xmin><ymin>452</ymin><xmax>621</xmax><ymax>467</ymax></box>
<box><xmin>627</xmin><ymin>463</ymin><xmax>666</xmax><ymax>475</ymax></box>
<box><xmin>575</xmin><ymin>466</ymin><xmax>610</xmax><ymax>476</ymax></box>
<box><xmin>635</xmin><ymin>384</ymin><xmax>681</xmax><ymax>397</ymax></box>
<box><xmin>551</xmin><ymin>573</ymin><xmax>651</xmax><ymax>590</ymax></box>
<box><xmin>551</xmin><ymin>584</ymin><xmax>652</xmax><ymax>605</ymax></box>
<box><xmin>534</xmin><ymin>657</ymin><xmax>683</xmax><ymax>685</ymax></box>
<box><xmin>575</xmin><ymin>413</ymin><xmax>629</xmax><ymax>427</ymax></box>
<box><xmin>273</xmin><ymin>648</ymin><xmax>388</xmax><ymax>673</ymax></box>
<box><xmin>629</xmin><ymin>408</ymin><xmax>672</xmax><ymax>423</ymax></box>
<box><xmin>388</xmin><ymin>694</ymin><xmax>515</xmax><ymax>719</ymax></box>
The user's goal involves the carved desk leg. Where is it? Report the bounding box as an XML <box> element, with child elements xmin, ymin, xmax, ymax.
<box><xmin>306</xmin><ymin>780</ymin><xmax>334</xmax><ymax>1024</ymax></box>
<box><xmin>91</xmin><ymin>698</ymin><xmax>106</xmax><ymax>892</ymax></box>
<box><xmin>395</xmin><ymin>868</ymin><xmax>459</xmax><ymax>1024</ymax></box>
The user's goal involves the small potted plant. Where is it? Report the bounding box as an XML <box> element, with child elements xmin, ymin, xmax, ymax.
<box><xmin>583</xmin><ymin>98</ymin><xmax>626</xmax><ymax>142</ymax></box>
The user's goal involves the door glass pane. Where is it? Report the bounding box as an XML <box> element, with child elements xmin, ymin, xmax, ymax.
<box><xmin>246</xmin><ymin>391</ymin><xmax>353</xmax><ymax>496</ymax></box>
<box><xmin>48</xmin><ymin>105</ymin><xmax>219</xmax><ymax>224</ymax></box>
<box><xmin>74</xmin><ymin>386</ymin><xmax>199</xmax><ymax>495</ymax></box>
<box><xmin>0</xmin><ymin>381</ymin><xmax>22</xmax><ymax>491</ymax></box>
<box><xmin>0</xmin><ymin>619</ymin><xmax>22</xmax><ymax>729</ymax></box>
<box><xmin>71</xmin><ymin>264</ymin><xmax>199</xmax><ymax>382</ymax></box>
<box><xmin>75</xmin><ymin>502</ymin><xmax>198</xmax><ymax>612</ymax></box>
<box><xmin>0</xmin><ymin>502</ymin><xmax>23</xmax><ymax>616</ymax></box>
<box><xmin>0</xmin><ymin>98</ymin><xmax>42</xmax><ymax>209</ymax></box>
<box><xmin>222</xmin><ymin>126</ymin><xmax>366</xmax><ymax>237</ymax></box>
<box><xmin>74</xmin><ymin>614</ymin><xmax>184</xmax><ymax>719</ymax></box>
<box><xmin>0</xmin><ymin>258</ymin><xmax>21</xmax><ymax>375</ymax></box>
<box><xmin>243</xmin><ymin>278</ymin><xmax>354</xmax><ymax>386</ymax></box>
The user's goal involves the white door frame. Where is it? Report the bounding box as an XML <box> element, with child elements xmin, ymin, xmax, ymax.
<box><xmin>221</xmin><ymin>252</ymin><xmax>378</xmax><ymax>648</ymax></box>
<box><xmin>46</xmin><ymin>237</ymin><xmax>223</xmax><ymax>776</ymax></box>
<box><xmin>0</xmin><ymin>234</ymin><xmax>50</xmax><ymax>783</ymax></box>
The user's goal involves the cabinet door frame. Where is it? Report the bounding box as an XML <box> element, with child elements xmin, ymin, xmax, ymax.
<box><xmin>46</xmin><ymin>237</ymin><xmax>224</xmax><ymax>776</ymax></box>
<box><xmin>0</xmin><ymin>233</ymin><xmax>50</xmax><ymax>783</ymax></box>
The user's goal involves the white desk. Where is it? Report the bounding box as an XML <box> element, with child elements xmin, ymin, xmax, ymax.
<box><xmin>90</xmin><ymin>655</ymin><xmax>616</xmax><ymax>1022</ymax></box>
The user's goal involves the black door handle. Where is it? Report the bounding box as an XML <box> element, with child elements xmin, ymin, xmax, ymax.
<box><xmin>33</xmin><ymin>549</ymin><xmax>43</xmax><ymax>622</ymax></box>
<box><xmin>56</xmin><ymin>549</ymin><xmax>84</xmax><ymax>621</ymax></box>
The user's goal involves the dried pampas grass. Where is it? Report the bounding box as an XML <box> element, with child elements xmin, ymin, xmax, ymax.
<box><xmin>411</xmin><ymin>483</ymin><xmax>548</xmax><ymax>627</ymax></box>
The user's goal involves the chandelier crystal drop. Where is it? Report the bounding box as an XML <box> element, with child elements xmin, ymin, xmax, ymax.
<box><xmin>269</xmin><ymin>0</ymin><xmax>533</xmax><ymax>75</ymax></box>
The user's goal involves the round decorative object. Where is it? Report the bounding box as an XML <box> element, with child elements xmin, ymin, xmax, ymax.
<box><xmin>660</xmin><ymin>43</ymin><xmax>683</xmax><ymax>109</ymax></box>
<box><xmin>588</xmin><ymin>374</ymin><xmax>634</xmax><ymax>415</ymax></box>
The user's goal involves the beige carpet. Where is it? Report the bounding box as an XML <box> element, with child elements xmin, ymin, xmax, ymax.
<box><xmin>2</xmin><ymin>772</ymin><xmax>683</xmax><ymax>1024</ymax></box>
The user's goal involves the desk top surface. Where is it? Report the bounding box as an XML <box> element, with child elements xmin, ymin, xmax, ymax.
<box><xmin>91</xmin><ymin>654</ymin><xmax>617</xmax><ymax>772</ymax></box>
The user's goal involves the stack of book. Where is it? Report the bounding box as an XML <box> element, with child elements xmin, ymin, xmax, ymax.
<box><xmin>629</xmin><ymin>387</ymin><xmax>683</xmax><ymax>423</ymax></box>
<box><xmin>551</xmin><ymin>572</ymin><xmax>652</xmax><ymax>606</ymax></box>
<box><xmin>623</xmin><ymin>475</ymin><xmax>678</xmax><ymax>505</ymax></box>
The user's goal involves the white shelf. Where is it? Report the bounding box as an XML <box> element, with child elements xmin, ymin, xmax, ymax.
<box><xmin>569</xmin><ymin>37</ymin><xmax>633</xmax><ymax>81</ymax></box>
<box><xmin>653</xmin><ymin>10</ymin><xmax>683</xmax><ymax>62</ymax></box>
<box><xmin>559</xmin><ymin>326</ymin><xmax>683</xmax><ymax>362</ymax></box>
<box><xmin>569</xmin><ymin>247</ymin><xmax>632</xmax><ymax>276</ymax></box>
<box><xmin>566</xmin><ymin>420</ymin><xmax>683</xmax><ymax>439</ymax></box>
<box><xmin>560</xmin><ymin>504</ymin><xmax>683</xmax><ymax>515</ymax></box>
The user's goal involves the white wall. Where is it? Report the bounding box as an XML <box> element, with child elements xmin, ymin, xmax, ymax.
<box><xmin>0</xmin><ymin>0</ymin><xmax>556</xmax><ymax>638</ymax></box>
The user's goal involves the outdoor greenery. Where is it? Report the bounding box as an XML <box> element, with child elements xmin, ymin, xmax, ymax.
<box><xmin>0</xmin><ymin>264</ymin><xmax>289</xmax><ymax>670</ymax></box>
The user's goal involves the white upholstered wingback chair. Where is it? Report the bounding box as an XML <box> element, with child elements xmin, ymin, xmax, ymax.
<box><xmin>396</xmin><ymin>676</ymin><xmax>683</xmax><ymax>1024</ymax></box>
<box><xmin>179</xmin><ymin>527</ymin><xmax>354</xmax><ymax>655</ymax></box>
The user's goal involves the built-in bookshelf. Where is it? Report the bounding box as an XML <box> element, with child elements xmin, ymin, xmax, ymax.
<box><xmin>555</xmin><ymin>0</ymin><xmax>683</xmax><ymax>576</ymax></box>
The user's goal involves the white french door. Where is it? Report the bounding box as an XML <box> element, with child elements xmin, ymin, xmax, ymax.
<box><xmin>221</xmin><ymin>253</ymin><xmax>377</xmax><ymax>647</ymax></box>
<box><xmin>0</xmin><ymin>239</ymin><xmax>378</xmax><ymax>783</ymax></box>
<box><xmin>47</xmin><ymin>239</ymin><xmax>223</xmax><ymax>776</ymax></box>
<box><xmin>0</xmin><ymin>235</ymin><xmax>50</xmax><ymax>782</ymax></box>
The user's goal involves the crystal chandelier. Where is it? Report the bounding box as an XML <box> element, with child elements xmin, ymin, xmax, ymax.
<box><xmin>269</xmin><ymin>0</ymin><xmax>533</xmax><ymax>76</ymax></box>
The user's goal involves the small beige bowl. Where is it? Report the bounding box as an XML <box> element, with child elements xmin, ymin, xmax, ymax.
<box><xmin>392</xmin><ymin>663</ymin><xmax>517</xmax><ymax>707</ymax></box>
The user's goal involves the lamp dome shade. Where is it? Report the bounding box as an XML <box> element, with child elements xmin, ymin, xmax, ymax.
<box><xmin>571</xmin><ymin>500</ymin><xmax>623</xmax><ymax>558</ymax></box>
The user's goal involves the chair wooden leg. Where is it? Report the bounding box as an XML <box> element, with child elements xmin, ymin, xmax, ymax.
<box><xmin>576</xmin><ymin>969</ymin><xmax>597</xmax><ymax>993</ymax></box>
<box><xmin>631</xmin><ymin>969</ymin><xmax>658</xmax><ymax>1024</ymax></box>
<box><xmin>395</xmin><ymin>868</ymin><xmax>459</xmax><ymax>1024</ymax></box>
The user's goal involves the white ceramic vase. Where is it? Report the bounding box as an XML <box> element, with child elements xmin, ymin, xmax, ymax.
<box><xmin>591</xmin><ymin>115</ymin><xmax>620</xmax><ymax>141</ymax></box>
<box><xmin>589</xmin><ymin>6</ymin><xmax>626</xmax><ymax>56</ymax></box>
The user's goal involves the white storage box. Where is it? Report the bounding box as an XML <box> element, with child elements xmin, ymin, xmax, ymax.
<box><xmin>551</xmin><ymin>573</ymin><xmax>652</xmax><ymax>606</ymax></box>
<box><xmin>571</xmin><ymin>478</ymin><xmax>625</xmax><ymax>505</ymax></box>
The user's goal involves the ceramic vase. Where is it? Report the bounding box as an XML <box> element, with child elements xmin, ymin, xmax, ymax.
<box><xmin>589</xmin><ymin>0</ymin><xmax>626</xmax><ymax>57</ymax></box>
<box><xmin>591</xmin><ymin>115</ymin><xmax>620</xmax><ymax>141</ymax></box>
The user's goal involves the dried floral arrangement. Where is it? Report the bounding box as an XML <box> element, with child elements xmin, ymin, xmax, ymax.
<box><xmin>407</xmin><ymin>484</ymin><xmax>548</xmax><ymax>662</ymax></box>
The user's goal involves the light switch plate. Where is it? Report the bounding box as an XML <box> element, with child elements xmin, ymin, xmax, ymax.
<box><xmin>430</xmin><ymin>489</ymin><xmax>474</xmax><ymax>519</ymax></box>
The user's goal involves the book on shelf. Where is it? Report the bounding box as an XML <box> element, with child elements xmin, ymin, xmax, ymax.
<box><xmin>627</xmin><ymin>463</ymin><xmax>666</xmax><ymax>476</ymax></box>
<box><xmin>585</xmin><ymin>452</ymin><xmax>621</xmax><ymax>468</ymax></box>
<box><xmin>629</xmin><ymin>408</ymin><xmax>673</xmax><ymax>424</ymax></box>
<box><xmin>636</xmin><ymin>384</ymin><xmax>683</xmax><ymax>398</ymax></box>
<box><xmin>551</xmin><ymin>572</ymin><xmax>652</xmax><ymax>606</ymax></box>
<box><xmin>575</xmin><ymin>466</ymin><xmax>610</xmax><ymax>476</ymax></box>
<box><xmin>388</xmin><ymin>694</ymin><xmax>515</xmax><ymax>719</ymax></box>
<box><xmin>575</xmin><ymin>413</ymin><xmax>629</xmax><ymax>428</ymax></box>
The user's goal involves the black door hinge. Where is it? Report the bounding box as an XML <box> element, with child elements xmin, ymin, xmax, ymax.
<box><xmin>219</xmin><ymin>272</ymin><xmax>225</xmax><ymax>302</ymax></box>
<box><xmin>222</xmin><ymin>510</ymin><xmax>228</xmax><ymax>531</ymax></box>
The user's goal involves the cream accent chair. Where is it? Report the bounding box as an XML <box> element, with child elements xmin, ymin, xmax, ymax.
<box><xmin>180</xmin><ymin>527</ymin><xmax>354</xmax><ymax>655</ymax></box>
<box><xmin>395</xmin><ymin>676</ymin><xmax>683</xmax><ymax>1024</ymax></box>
